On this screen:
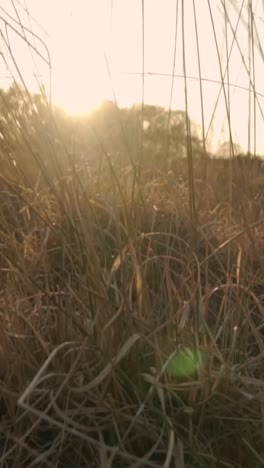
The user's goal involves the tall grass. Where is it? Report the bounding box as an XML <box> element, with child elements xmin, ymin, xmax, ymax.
<box><xmin>0</xmin><ymin>1</ymin><xmax>264</xmax><ymax>467</ymax></box>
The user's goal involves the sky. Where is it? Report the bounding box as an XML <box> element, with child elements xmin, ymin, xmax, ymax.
<box><xmin>0</xmin><ymin>0</ymin><xmax>263</xmax><ymax>154</ymax></box>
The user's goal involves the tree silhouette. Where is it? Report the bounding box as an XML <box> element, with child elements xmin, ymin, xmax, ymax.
<box><xmin>0</xmin><ymin>86</ymin><xmax>207</xmax><ymax>186</ymax></box>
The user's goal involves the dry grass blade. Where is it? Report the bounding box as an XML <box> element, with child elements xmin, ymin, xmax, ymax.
<box><xmin>69</xmin><ymin>333</ymin><xmax>140</xmax><ymax>393</ymax></box>
<box><xmin>242</xmin><ymin>438</ymin><xmax>264</xmax><ymax>465</ymax></box>
<box><xmin>175</xmin><ymin>438</ymin><xmax>185</xmax><ymax>468</ymax></box>
<box><xmin>18</xmin><ymin>341</ymin><xmax>81</xmax><ymax>408</ymax></box>
<box><xmin>162</xmin><ymin>427</ymin><xmax>175</xmax><ymax>468</ymax></box>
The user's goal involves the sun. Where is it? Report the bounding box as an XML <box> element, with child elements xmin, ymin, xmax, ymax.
<box><xmin>52</xmin><ymin>74</ymin><xmax>107</xmax><ymax>116</ymax></box>
<box><xmin>18</xmin><ymin>0</ymin><xmax>113</xmax><ymax>116</ymax></box>
<box><xmin>49</xmin><ymin>4</ymin><xmax>111</xmax><ymax>115</ymax></box>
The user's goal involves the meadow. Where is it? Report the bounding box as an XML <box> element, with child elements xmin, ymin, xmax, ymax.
<box><xmin>0</xmin><ymin>90</ymin><xmax>264</xmax><ymax>467</ymax></box>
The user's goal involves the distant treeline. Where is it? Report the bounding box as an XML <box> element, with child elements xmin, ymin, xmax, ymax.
<box><xmin>0</xmin><ymin>84</ymin><xmax>263</xmax><ymax>187</ymax></box>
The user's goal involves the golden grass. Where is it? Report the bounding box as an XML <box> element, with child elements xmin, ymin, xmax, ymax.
<box><xmin>0</xmin><ymin>150</ymin><xmax>264</xmax><ymax>467</ymax></box>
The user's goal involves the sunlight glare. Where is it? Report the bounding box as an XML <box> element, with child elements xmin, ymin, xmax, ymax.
<box><xmin>24</xmin><ymin>0</ymin><xmax>114</xmax><ymax>115</ymax></box>
<box><xmin>1</xmin><ymin>0</ymin><xmax>263</xmax><ymax>152</ymax></box>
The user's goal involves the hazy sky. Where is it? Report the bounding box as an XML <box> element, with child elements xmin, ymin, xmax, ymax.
<box><xmin>0</xmin><ymin>0</ymin><xmax>263</xmax><ymax>154</ymax></box>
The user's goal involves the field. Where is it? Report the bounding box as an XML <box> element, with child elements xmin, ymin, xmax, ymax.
<box><xmin>0</xmin><ymin>102</ymin><xmax>264</xmax><ymax>467</ymax></box>
<box><xmin>0</xmin><ymin>1</ymin><xmax>264</xmax><ymax>464</ymax></box>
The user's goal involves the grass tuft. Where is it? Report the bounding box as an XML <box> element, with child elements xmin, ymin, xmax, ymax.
<box><xmin>0</xmin><ymin>148</ymin><xmax>264</xmax><ymax>467</ymax></box>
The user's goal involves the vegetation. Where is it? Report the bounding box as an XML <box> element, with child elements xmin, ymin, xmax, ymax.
<box><xmin>0</xmin><ymin>84</ymin><xmax>264</xmax><ymax>468</ymax></box>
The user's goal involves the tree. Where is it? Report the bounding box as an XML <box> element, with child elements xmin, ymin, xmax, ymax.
<box><xmin>0</xmin><ymin>84</ymin><xmax>71</xmax><ymax>186</ymax></box>
<box><xmin>216</xmin><ymin>141</ymin><xmax>244</xmax><ymax>158</ymax></box>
